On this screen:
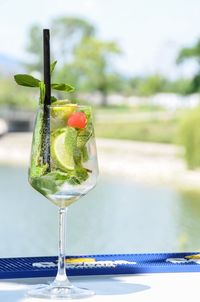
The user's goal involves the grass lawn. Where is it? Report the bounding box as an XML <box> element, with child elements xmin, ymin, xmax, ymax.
<box><xmin>94</xmin><ymin>106</ymin><xmax>178</xmax><ymax>144</ymax></box>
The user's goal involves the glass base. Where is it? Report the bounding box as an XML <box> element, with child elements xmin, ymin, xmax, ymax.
<box><xmin>28</xmin><ymin>282</ymin><xmax>95</xmax><ymax>300</ymax></box>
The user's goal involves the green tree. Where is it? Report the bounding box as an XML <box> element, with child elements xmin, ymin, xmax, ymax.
<box><xmin>68</xmin><ymin>37</ymin><xmax>121</xmax><ymax>105</ymax></box>
<box><xmin>127</xmin><ymin>77</ymin><xmax>143</xmax><ymax>96</ymax></box>
<box><xmin>25</xmin><ymin>24</ymin><xmax>43</xmax><ymax>74</ymax></box>
<box><xmin>24</xmin><ymin>17</ymin><xmax>122</xmax><ymax>105</ymax></box>
<box><xmin>0</xmin><ymin>77</ymin><xmax>36</xmax><ymax>109</ymax></box>
<box><xmin>127</xmin><ymin>75</ymin><xmax>191</xmax><ymax>96</ymax></box>
<box><xmin>140</xmin><ymin>74</ymin><xmax>167</xmax><ymax>96</ymax></box>
<box><xmin>165</xmin><ymin>78</ymin><xmax>192</xmax><ymax>95</ymax></box>
<box><xmin>177</xmin><ymin>39</ymin><xmax>200</xmax><ymax>93</ymax></box>
<box><xmin>25</xmin><ymin>17</ymin><xmax>95</xmax><ymax>73</ymax></box>
<box><xmin>130</xmin><ymin>74</ymin><xmax>167</xmax><ymax>96</ymax></box>
<box><xmin>51</xmin><ymin>16</ymin><xmax>95</xmax><ymax>62</ymax></box>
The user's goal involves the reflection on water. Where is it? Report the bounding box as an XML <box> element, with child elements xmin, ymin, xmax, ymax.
<box><xmin>0</xmin><ymin>166</ymin><xmax>200</xmax><ymax>257</ymax></box>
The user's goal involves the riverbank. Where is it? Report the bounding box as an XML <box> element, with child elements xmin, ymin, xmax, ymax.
<box><xmin>0</xmin><ymin>132</ymin><xmax>199</xmax><ymax>190</ymax></box>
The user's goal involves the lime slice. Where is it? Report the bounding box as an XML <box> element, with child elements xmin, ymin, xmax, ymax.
<box><xmin>53</xmin><ymin>100</ymin><xmax>70</xmax><ymax>105</ymax></box>
<box><xmin>51</xmin><ymin>127</ymin><xmax>77</xmax><ymax>171</ymax></box>
<box><xmin>51</xmin><ymin>101</ymin><xmax>77</xmax><ymax>119</ymax></box>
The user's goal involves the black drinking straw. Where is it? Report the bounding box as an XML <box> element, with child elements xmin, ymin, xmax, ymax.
<box><xmin>42</xmin><ymin>29</ymin><xmax>51</xmax><ymax>169</ymax></box>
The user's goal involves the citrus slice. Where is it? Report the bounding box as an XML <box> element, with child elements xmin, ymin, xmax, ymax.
<box><xmin>51</xmin><ymin>127</ymin><xmax>77</xmax><ymax>171</ymax></box>
<box><xmin>53</xmin><ymin>100</ymin><xmax>70</xmax><ymax>105</ymax></box>
<box><xmin>51</xmin><ymin>101</ymin><xmax>77</xmax><ymax>120</ymax></box>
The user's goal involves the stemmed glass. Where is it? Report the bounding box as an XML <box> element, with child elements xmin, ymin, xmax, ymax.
<box><xmin>28</xmin><ymin>103</ymin><xmax>98</xmax><ymax>299</ymax></box>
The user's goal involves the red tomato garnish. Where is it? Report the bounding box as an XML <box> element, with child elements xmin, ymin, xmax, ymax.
<box><xmin>67</xmin><ymin>112</ymin><xmax>87</xmax><ymax>129</ymax></box>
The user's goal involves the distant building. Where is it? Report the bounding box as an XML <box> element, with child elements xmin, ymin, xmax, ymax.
<box><xmin>149</xmin><ymin>93</ymin><xmax>200</xmax><ymax>110</ymax></box>
<box><xmin>79</xmin><ymin>92</ymin><xmax>200</xmax><ymax>110</ymax></box>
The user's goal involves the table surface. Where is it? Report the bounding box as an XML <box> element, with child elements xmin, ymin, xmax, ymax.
<box><xmin>0</xmin><ymin>272</ymin><xmax>199</xmax><ymax>302</ymax></box>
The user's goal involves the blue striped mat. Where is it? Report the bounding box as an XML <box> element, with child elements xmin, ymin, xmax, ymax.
<box><xmin>1</xmin><ymin>253</ymin><xmax>200</xmax><ymax>279</ymax></box>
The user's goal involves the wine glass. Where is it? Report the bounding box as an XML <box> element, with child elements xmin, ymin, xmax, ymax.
<box><xmin>28</xmin><ymin>103</ymin><xmax>99</xmax><ymax>299</ymax></box>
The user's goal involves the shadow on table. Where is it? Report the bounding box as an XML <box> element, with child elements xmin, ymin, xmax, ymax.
<box><xmin>0</xmin><ymin>291</ymin><xmax>25</xmax><ymax>302</ymax></box>
<box><xmin>74</xmin><ymin>275</ymin><xmax>150</xmax><ymax>296</ymax></box>
<box><xmin>0</xmin><ymin>276</ymin><xmax>150</xmax><ymax>301</ymax></box>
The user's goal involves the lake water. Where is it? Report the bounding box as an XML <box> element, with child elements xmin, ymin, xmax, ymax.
<box><xmin>1</xmin><ymin>166</ymin><xmax>200</xmax><ymax>258</ymax></box>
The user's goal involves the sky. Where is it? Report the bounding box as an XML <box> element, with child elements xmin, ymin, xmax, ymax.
<box><xmin>0</xmin><ymin>0</ymin><xmax>200</xmax><ymax>78</ymax></box>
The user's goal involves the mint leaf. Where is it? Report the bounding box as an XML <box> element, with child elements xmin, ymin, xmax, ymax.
<box><xmin>30</xmin><ymin>164</ymin><xmax>48</xmax><ymax>178</ymax></box>
<box><xmin>29</xmin><ymin>109</ymin><xmax>48</xmax><ymax>179</ymax></box>
<box><xmin>39</xmin><ymin>81</ymin><xmax>45</xmax><ymax>104</ymax></box>
<box><xmin>52</xmin><ymin>83</ymin><xmax>74</xmax><ymax>92</ymax></box>
<box><xmin>50</xmin><ymin>61</ymin><xmax>57</xmax><ymax>75</ymax></box>
<box><xmin>30</xmin><ymin>166</ymin><xmax>89</xmax><ymax>196</ymax></box>
<box><xmin>77</xmin><ymin>129</ymin><xmax>92</xmax><ymax>148</ymax></box>
<box><xmin>31</xmin><ymin>170</ymin><xmax>67</xmax><ymax>195</ymax></box>
<box><xmin>51</xmin><ymin>96</ymin><xmax>57</xmax><ymax>103</ymax></box>
<box><xmin>81</xmin><ymin>146</ymin><xmax>89</xmax><ymax>162</ymax></box>
<box><xmin>67</xmin><ymin>167</ymin><xmax>89</xmax><ymax>185</ymax></box>
<box><xmin>14</xmin><ymin>74</ymin><xmax>40</xmax><ymax>87</ymax></box>
<box><xmin>73</xmin><ymin>147</ymin><xmax>82</xmax><ymax>165</ymax></box>
<box><xmin>30</xmin><ymin>168</ymin><xmax>88</xmax><ymax>195</ymax></box>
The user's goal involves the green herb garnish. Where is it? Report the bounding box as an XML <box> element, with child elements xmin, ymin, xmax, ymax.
<box><xmin>14</xmin><ymin>61</ymin><xmax>75</xmax><ymax>104</ymax></box>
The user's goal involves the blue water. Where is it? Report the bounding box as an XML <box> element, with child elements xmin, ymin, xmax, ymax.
<box><xmin>0</xmin><ymin>166</ymin><xmax>199</xmax><ymax>257</ymax></box>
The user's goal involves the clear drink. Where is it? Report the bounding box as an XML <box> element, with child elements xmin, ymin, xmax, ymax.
<box><xmin>29</xmin><ymin>103</ymin><xmax>98</xmax><ymax>207</ymax></box>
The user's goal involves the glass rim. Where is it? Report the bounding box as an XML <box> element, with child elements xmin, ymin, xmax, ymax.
<box><xmin>38</xmin><ymin>103</ymin><xmax>92</xmax><ymax>109</ymax></box>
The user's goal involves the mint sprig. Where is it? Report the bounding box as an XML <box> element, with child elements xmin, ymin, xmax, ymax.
<box><xmin>14</xmin><ymin>60</ymin><xmax>75</xmax><ymax>104</ymax></box>
<box><xmin>14</xmin><ymin>74</ymin><xmax>74</xmax><ymax>92</ymax></box>
<box><xmin>31</xmin><ymin>167</ymin><xmax>89</xmax><ymax>195</ymax></box>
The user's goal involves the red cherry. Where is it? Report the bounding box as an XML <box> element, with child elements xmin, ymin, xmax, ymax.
<box><xmin>67</xmin><ymin>112</ymin><xmax>87</xmax><ymax>129</ymax></box>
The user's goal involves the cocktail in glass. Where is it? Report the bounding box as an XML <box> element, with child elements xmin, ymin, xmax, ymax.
<box><xmin>28</xmin><ymin>102</ymin><xmax>98</xmax><ymax>299</ymax></box>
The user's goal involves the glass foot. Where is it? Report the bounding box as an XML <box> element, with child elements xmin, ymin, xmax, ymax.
<box><xmin>28</xmin><ymin>282</ymin><xmax>95</xmax><ymax>300</ymax></box>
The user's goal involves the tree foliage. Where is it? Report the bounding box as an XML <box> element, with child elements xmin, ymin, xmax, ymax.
<box><xmin>51</xmin><ymin>16</ymin><xmax>95</xmax><ymax>62</ymax></box>
<box><xmin>25</xmin><ymin>24</ymin><xmax>43</xmax><ymax>74</ymax></box>
<box><xmin>127</xmin><ymin>75</ymin><xmax>191</xmax><ymax>96</ymax></box>
<box><xmin>69</xmin><ymin>37</ymin><xmax>121</xmax><ymax>104</ymax></box>
<box><xmin>24</xmin><ymin>17</ymin><xmax>122</xmax><ymax>105</ymax></box>
<box><xmin>177</xmin><ymin>39</ymin><xmax>200</xmax><ymax>93</ymax></box>
<box><xmin>0</xmin><ymin>78</ymin><xmax>36</xmax><ymax>109</ymax></box>
<box><xmin>177</xmin><ymin>39</ymin><xmax>200</xmax><ymax>65</ymax></box>
<box><xmin>24</xmin><ymin>16</ymin><xmax>199</xmax><ymax>103</ymax></box>
<box><xmin>178</xmin><ymin>108</ymin><xmax>200</xmax><ymax>169</ymax></box>
<box><xmin>138</xmin><ymin>75</ymin><xmax>167</xmax><ymax>96</ymax></box>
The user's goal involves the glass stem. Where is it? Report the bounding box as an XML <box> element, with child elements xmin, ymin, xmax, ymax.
<box><xmin>55</xmin><ymin>207</ymin><xmax>70</xmax><ymax>285</ymax></box>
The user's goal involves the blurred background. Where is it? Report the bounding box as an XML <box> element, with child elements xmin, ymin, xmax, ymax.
<box><xmin>0</xmin><ymin>0</ymin><xmax>200</xmax><ymax>257</ymax></box>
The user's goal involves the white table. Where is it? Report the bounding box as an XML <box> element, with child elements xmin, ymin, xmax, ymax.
<box><xmin>0</xmin><ymin>272</ymin><xmax>199</xmax><ymax>302</ymax></box>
